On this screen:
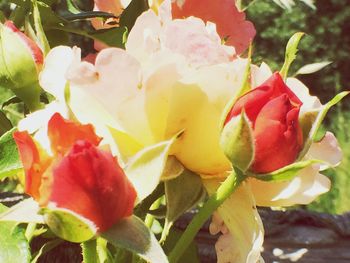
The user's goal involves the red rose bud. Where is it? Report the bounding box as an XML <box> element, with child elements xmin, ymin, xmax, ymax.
<box><xmin>0</xmin><ymin>21</ymin><xmax>43</xmax><ymax>111</ymax></box>
<box><xmin>225</xmin><ymin>72</ymin><xmax>303</xmax><ymax>173</ymax></box>
<box><xmin>4</xmin><ymin>21</ymin><xmax>43</xmax><ymax>66</ymax></box>
<box><xmin>14</xmin><ymin>113</ymin><xmax>136</xmax><ymax>233</ymax></box>
<box><xmin>48</xmin><ymin>140</ymin><xmax>136</xmax><ymax>232</ymax></box>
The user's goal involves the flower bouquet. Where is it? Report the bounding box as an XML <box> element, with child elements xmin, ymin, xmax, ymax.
<box><xmin>0</xmin><ymin>0</ymin><xmax>348</xmax><ymax>262</ymax></box>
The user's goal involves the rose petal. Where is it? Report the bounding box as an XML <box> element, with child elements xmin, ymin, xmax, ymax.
<box><xmin>251</xmin><ymin>62</ymin><xmax>273</xmax><ymax>87</ymax></box>
<box><xmin>286</xmin><ymin>78</ymin><xmax>322</xmax><ymax>113</ymax></box>
<box><xmin>204</xmin><ymin>179</ymin><xmax>264</xmax><ymax>263</ymax></box>
<box><xmin>13</xmin><ymin>131</ymin><xmax>52</xmax><ymax>200</ymax></box>
<box><xmin>48</xmin><ymin>140</ymin><xmax>136</xmax><ymax>231</ymax></box>
<box><xmin>47</xmin><ymin>113</ymin><xmax>102</xmax><ymax>155</ymax></box>
<box><xmin>39</xmin><ymin>46</ymin><xmax>80</xmax><ymax>102</ymax></box>
<box><xmin>126</xmin><ymin>10</ymin><xmax>162</xmax><ymax>61</ymax></box>
<box><xmin>171</xmin><ymin>0</ymin><xmax>256</xmax><ymax>54</ymax></box>
<box><xmin>307</xmin><ymin>132</ymin><xmax>342</xmax><ymax>169</ymax></box>
<box><xmin>252</xmin><ymin>95</ymin><xmax>302</xmax><ymax>173</ymax></box>
<box><xmin>161</xmin><ymin>17</ymin><xmax>233</xmax><ymax>66</ymax></box>
<box><xmin>250</xmin><ymin>164</ymin><xmax>331</xmax><ymax>207</ymax></box>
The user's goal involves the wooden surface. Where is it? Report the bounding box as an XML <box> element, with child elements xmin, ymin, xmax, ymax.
<box><xmin>177</xmin><ymin>209</ymin><xmax>350</xmax><ymax>263</ymax></box>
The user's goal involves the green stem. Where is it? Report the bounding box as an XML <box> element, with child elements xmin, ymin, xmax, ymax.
<box><xmin>168</xmin><ymin>170</ymin><xmax>245</xmax><ymax>263</ymax></box>
<box><xmin>81</xmin><ymin>239</ymin><xmax>98</xmax><ymax>263</ymax></box>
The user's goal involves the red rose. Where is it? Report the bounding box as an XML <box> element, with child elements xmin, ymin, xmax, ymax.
<box><xmin>225</xmin><ymin>72</ymin><xmax>303</xmax><ymax>173</ymax></box>
<box><xmin>14</xmin><ymin>113</ymin><xmax>136</xmax><ymax>232</ymax></box>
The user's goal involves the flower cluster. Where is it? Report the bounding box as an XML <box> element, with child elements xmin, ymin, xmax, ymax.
<box><xmin>14</xmin><ymin>113</ymin><xmax>136</xmax><ymax>232</ymax></box>
<box><xmin>0</xmin><ymin>0</ymin><xmax>346</xmax><ymax>263</ymax></box>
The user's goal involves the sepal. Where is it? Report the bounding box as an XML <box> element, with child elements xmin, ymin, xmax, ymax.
<box><xmin>297</xmin><ymin>91</ymin><xmax>349</xmax><ymax>160</ymax></box>
<box><xmin>220</xmin><ymin>112</ymin><xmax>254</xmax><ymax>172</ymax></box>
<box><xmin>248</xmin><ymin>159</ymin><xmax>326</xmax><ymax>182</ymax></box>
<box><xmin>41</xmin><ymin>206</ymin><xmax>97</xmax><ymax>243</ymax></box>
<box><xmin>101</xmin><ymin>215</ymin><xmax>168</xmax><ymax>263</ymax></box>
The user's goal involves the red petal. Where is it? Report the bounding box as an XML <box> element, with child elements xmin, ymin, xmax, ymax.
<box><xmin>252</xmin><ymin>95</ymin><xmax>303</xmax><ymax>173</ymax></box>
<box><xmin>171</xmin><ymin>0</ymin><xmax>256</xmax><ymax>54</ymax></box>
<box><xmin>48</xmin><ymin>113</ymin><xmax>102</xmax><ymax>155</ymax></box>
<box><xmin>49</xmin><ymin>141</ymin><xmax>136</xmax><ymax>231</ymax></box>
<box><xmin>226</xmin><ymin>72</ymin><xmax>303</xmax><ymax>124</ymax></box>
<box><xmin>4</xmin><ymin>21</ymin><xmax>43</xmax><ymax>65</ymax></box>
<box><xmin>13</xmin><ymin>131</ymin><xmax>51</xmax><ymax>200</ymax></box>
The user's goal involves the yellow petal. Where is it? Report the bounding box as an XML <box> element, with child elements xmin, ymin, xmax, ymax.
<box><xmin>203</xmin><ymin>179</ymin><xmax>264</xmax><ymax>263</ymax></box>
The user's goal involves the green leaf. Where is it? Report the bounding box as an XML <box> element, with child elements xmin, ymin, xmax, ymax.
<box><xmin>0</xmin><ymin>198</ymin><xmax>44</xmax><ymax>224</ymax></box>
<box><xmin>41</xmin><ymin>207</ymin><xmax>97</xmax><ymax>243</ymax></box>
<box><xmin>220</xmin><ymin>112</ymin><xmax>255</xmax><ymax>172</ymax></box>
<box><xmin>298</xmin><ymin>91</ymin><xmax>349</xmax><ymax>159</ymax></box>
<box><xmin>125</xmin><ymin>136</ymin><xmax>178</xmax><ymax>203</ymax></box>
<box><xmin>32</xmin><ymin>0</ymin><xmax>50</xmax><ymax>55</ymax></box>
<box><xmin>135</xmin><ymin>183</ymin><xmax>164</xmax><ymax>219</ymax></box>
<box><xmin>161</xmin><ymin>169</ymin><xmax>205</xmax><ymax>242</ymax></box>
<box><xmin>101</xmin><ymin>215</ymin><xmax>168</xmax><ymax>263</ymax></box>
<box><xmin>119</xmin><ymin>0</ymin><xmax>149</xmax><ymax>31</ymax></box>
<box><xmin>47</xmin><ymin>25</ymin><xmax>127</xmax><ymax>48</ymax></box>
<box><xmin>9</xmin><ymin>0</ymin><xmax>31</xmax><ymax>27</ymax></box>
<box><xmin>66</xmin><ymin>0</ymin><xmax>82</xmax><ymax>14</ymax></box>
<box><xmin>37</xmin><ymin>1</ymin><xmax>66</xmax><ymax>27</ymax></box>
<box><xmin>295</xmin><ymin>61</ymin><xmax>332</xmax><ymax>76</ymax></box>
<box><xmin>2</xmin><ymin>96</ymin><xmax>22</xmax><ymax>108</ymax></box>
<box><xmin>0</xmin><ymin>10</ymin><xmax>6</xmax><ymax>23</ymax></box>
<box><xmin>62</xmin><ymin>11</ymin><xmax>117</xmax><ymax>21</ymax></box>
<box><xmin>249</xmin><ymin>159</ymin><xmax>324</xmax><ymax>182</ymax></box>
<box><xmin>0</xmin><ymin>110</ymin><xmax>12</xmax><ymax>136</ymax></box>
<box><xmin>89</xmin><ymin>26</ymin><xmax>128</xmax><ymax>48</ymax></box>
<box><xmin>0</xmin><ymin>205</ymin><xmax>31</xmax><ymax>263</ymax></box>
<box><xmin>68</xmin><ymin>0</ymin><xmax>94</xmax><ymax>12</ymax></box>
<box><xmin>0</xmin><ymin>128</ymin><xmax>22</xmax><ymax>180</ymax></box>
<box><xmin>146</xmin><ymin>206</ymin><xmax>166</xmax><ymax>219</ymax></box>
<box><xmin>280</xmin><ymin>32</ymin><xmax>305</xmax><ymax>79</ymax></box>
<box><xmin>161</xmin><ymin>156</ymin><xmax>184</xmax><ymax>181</ymax></box>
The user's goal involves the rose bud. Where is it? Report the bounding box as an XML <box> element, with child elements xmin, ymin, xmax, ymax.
<box><xmin>13</xmin><ymin>113</ymin><xmax>136</xmax><ymax>240</ymax></box>
<box><xmin>0</xmin><ymin>21</ymin><xmax>43</xmax><ymax>111</ymax></box>
<box><xmin>224</xmin><ymin>72</ymin><xmax>303</xmax><ymax>173</ymax></box>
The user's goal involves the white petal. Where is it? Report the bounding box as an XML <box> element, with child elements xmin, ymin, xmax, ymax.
<box><xmin>307</xmin><ymin>131</ymin><xmax>342</xmax><ymax>169</ymax></box>
<box><xmin>251</xmin><ymin>62</ymin><xmax>273</xmax><ymax>87</ymax></box>
<box><xmin>250</xmin><ymin>164</ymin><xmax>331</xmax><ymax>207</ymax></box>
<box><xmin>39</xmin><ymin>46</ymin><xmax>80</xmax><ymax>102</ymax></box>
<box><xmin>204</xmin><ymin>179</ymin><xmax>264</xmax><ymax>263</ymax></box>
<box><xmin>286</xmin><ymin>78</ymin><xmax>322</xmax><ymax>113</ymax></box>
<box><xmin>126</xmin><ymin>10</ymin><xmax>161</xmax><ymax>61</ymax></box>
